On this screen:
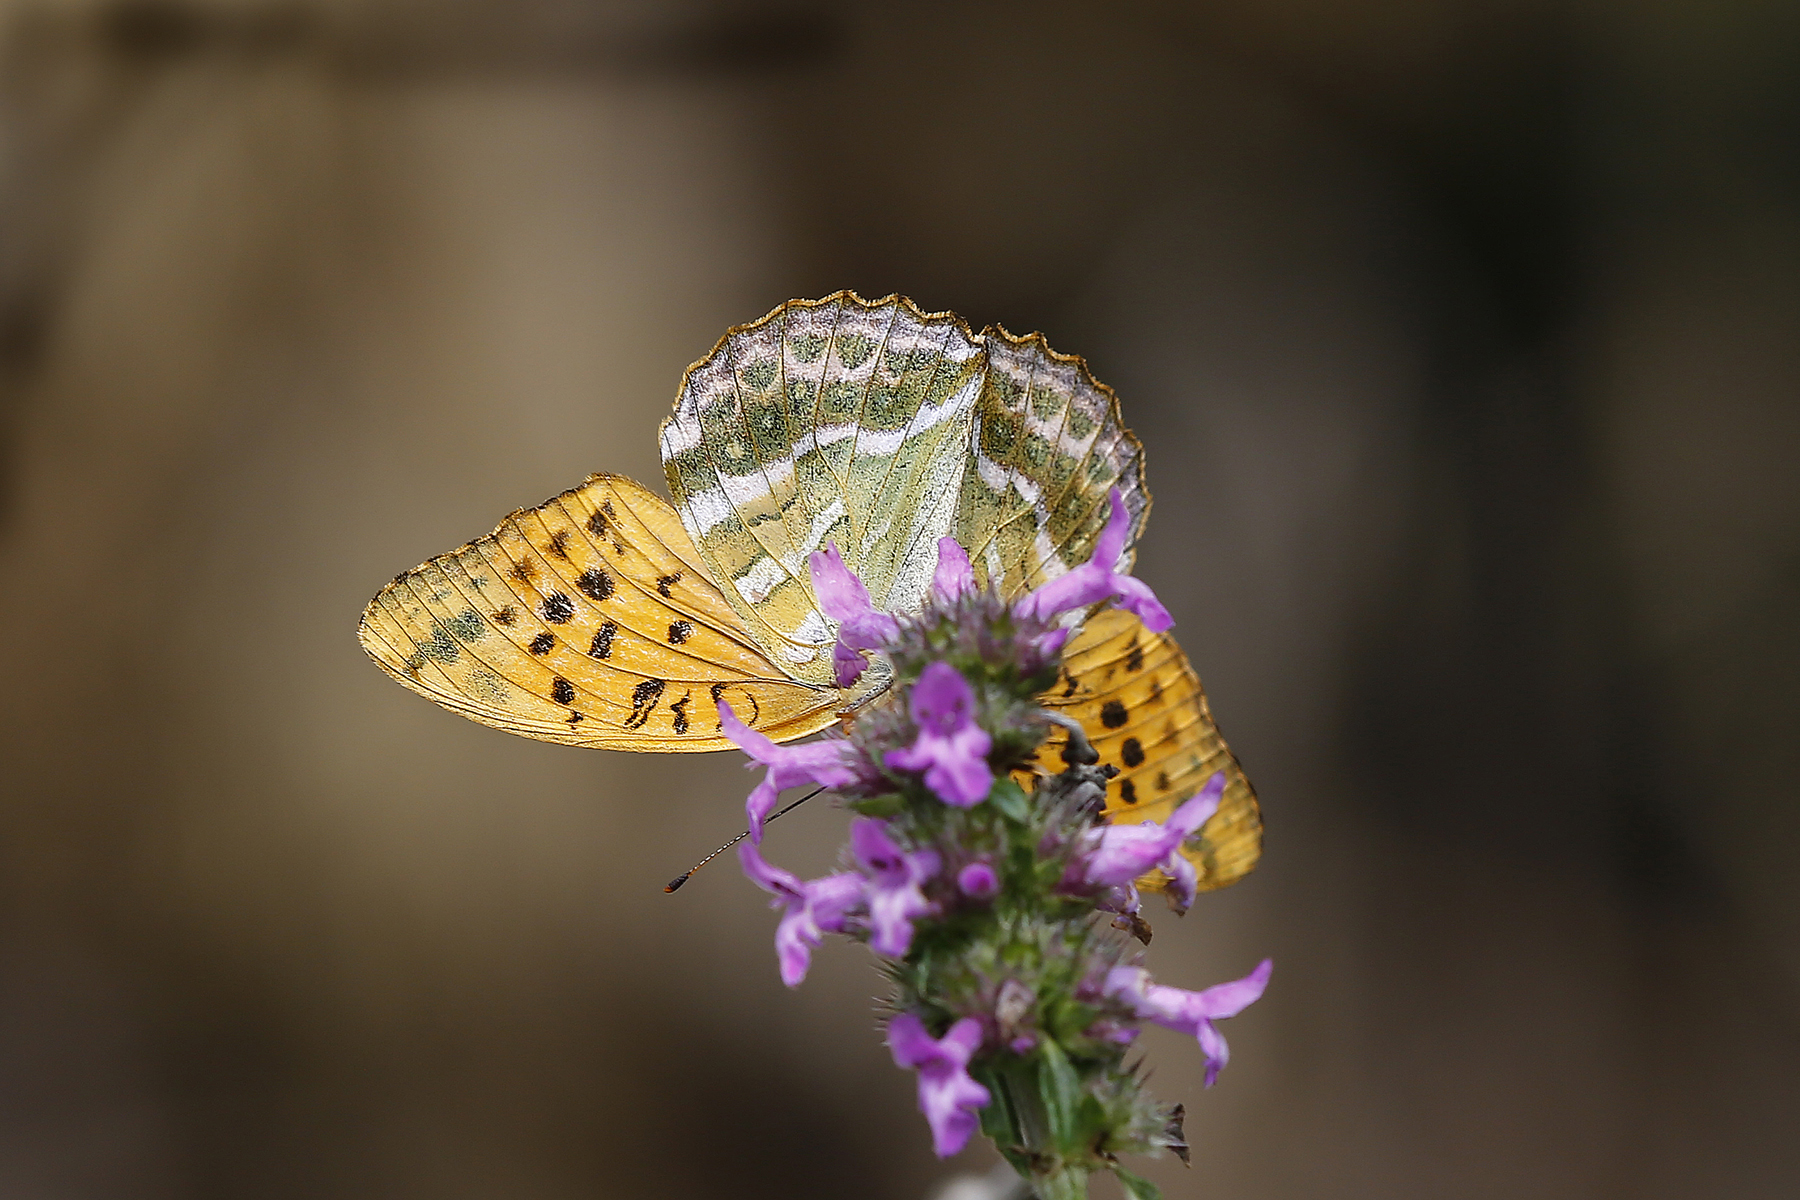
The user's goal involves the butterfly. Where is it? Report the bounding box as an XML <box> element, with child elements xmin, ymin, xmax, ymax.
<box><xmin>358</xmin><ymin>293</ymin><xmax>1262</xmax><ymax>894</ymax></box>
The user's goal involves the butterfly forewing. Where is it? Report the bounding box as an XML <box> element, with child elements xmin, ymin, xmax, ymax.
<box><xmin>661</xmin><ymin>295</ymin><xmax>1152</xmax><ymax>665</ymax></box>
<box><xmin>358</xmin><ymin>474</ymin><xmax>845</xmax><ymax>750</ymax></box>
<box><xmin>1039</xmin><ymin>608</ymin><xmax>1264</xmax><ymax>893</ymax></box>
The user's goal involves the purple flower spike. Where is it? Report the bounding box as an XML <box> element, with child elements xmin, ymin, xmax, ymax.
<box><xmin>852</xmin><ymin>819</ymin><xmax>939</xmax><ymax>957</ymax></box>
<box><xmin>739</xmin><ymin>842</ymin><xmax>865</xmax><ymax>987</ymax></box>
<box><xmin>888</xmin><ymin>1014</ymin><xmax>992</xmax><ymax>1158</ymax></box>
<box><xmin>957</xmin><ymin>861</ymin><xmax>999</xmax><ymax>899</ymax></box>
<box><xmin>1013</xmin><ymin>488</ymin><xmax>1173</xmax><ymax>633</ymax></box>
<box><xmin>884</xmin><ymin>662</ymin><xmax>994</xmax><ymax>807</ymax></box>
<box><xmin>1104</xmin><ymin>958</ymin><xmax>1272</xmax><ymax>1087</ymax></box>
<box><xmin>718</xmin><ymin>700</ymin><xmax>861</xmax><ymax>841</ymax></box>
<box><xmin>1080</xmin><ymin>773</ymin><xmax>1224</xmax><ymax>913</ymax></box>
<box><xmin>933</xmin><ymin>536</ymin><xmax>976</xmax><ymax>602</ymax></box>
<box><xmin>810</xmin><ymin>542</ymin><xmax>901</xmax><ymax>685</ymax></box>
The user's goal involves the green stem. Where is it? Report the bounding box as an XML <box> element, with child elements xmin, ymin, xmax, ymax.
<box><xmin>996</xmin><ymin>1068</ymin><xmax>1089</xmax><ymax>1200</ymax></box>
<box><xmin>1030</xmin><ymin>1170</ymin><xmax>1089</xmax><ymax>1200</ymax></box>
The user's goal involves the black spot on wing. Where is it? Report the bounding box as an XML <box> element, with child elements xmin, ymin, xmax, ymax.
<box><xmin>1156</xmin><ymin>770</ymin><xmax>1171</xmax><ymax>791</ymax></box>
<box><xmin>1121</xmin><ymin>737</ymin><xmax>1145</xmax><ymax>768</ymax></box>
<box><xmin>656</xmin><ymin>572</ymin><xmax>683</xmax><ymax>598</ymax></box>
<box><xmin>587</xmin><ymin>507</ymin><xmax>609</xmax><ymax>537</ymax></box>
<box><xmin>577</xmin><ymin>568</ymin><xmax>614</xmax><ymax>602</ymax></box>
<box><xmin>493</xmin><ymin>605</ymin><xmax>517</xmax><ymax>627</ymax></box>
<box><xmin>1126</xmin><ymin>637</ymin><xmax>1144</xmax><ymax>672</ymax></box>
<box><xmin>1100</xmin><ymin>700</ymin><xmax>1128</xmax><ymax>728</ymax></box>
<box><xmin>1061</xmin><ymin>670</ymin><xmax>1079</xmax><ymax>698</ymax></box>
<box><xmin>625</xmin><ymin>679</ymin><xmax>666</xmax><ymax>730</ymax></box>
<box><xmin>1120</xmin><ymin>779</ymin><xmax>1138</xmax><ymax>805</ymax></box>
<box><xmin>547</xmin><ymin>530</ymin><xmax>571</xmax><ymax>559</ymax></box>
<box><xmin>529</xmin><ymin>632</ymin><xmax>556</xmax><ymax>655</ymax></box>
<box><xmin>540</xmin><ymin>592</ymin><xmax>575</xmax><ymax>624</ymax></box>
<box><xmin>671</xmin><ymin>692</ymin><xmax>692</xmax><ymax>735</ymax></box>
<box><xmin>588</xmin><ymin>622</ymin><xmax>616</xmax><ymax>660</ymax></box>
<box><xmin>551</xmin><ymin>676</ymin><xmax>575</xmax><ymax>705</ymax></box>
<box><xmin>667</xmin><ymin>620</ymin><xmax>693</xmax><ymax>645</ymax></box>
<box><xmin>509</xmin><ymin>560</ymin><xmax>537</xmax><ymax>584</ymax></box>
<box><xmin>710</xmin><ymin>681</ymin><xmax>758</xmax><ymax>728</ymax></box>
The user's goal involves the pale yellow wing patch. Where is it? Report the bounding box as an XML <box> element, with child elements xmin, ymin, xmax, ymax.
<box><xmin>357</xmin><ymin>474</ymin><xmax>844</xmax><ymax>751</ymax></box>
<box><xmin>1038</xmin><ymin>608</ymin><xmax>1263</xmax><ymax>893</ymax></box>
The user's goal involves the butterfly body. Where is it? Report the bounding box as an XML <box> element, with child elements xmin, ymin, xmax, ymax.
<box><xmin>359</xmin><ymin>293</ymin><xmax>1262</xmax><ymax>891</ymax></box>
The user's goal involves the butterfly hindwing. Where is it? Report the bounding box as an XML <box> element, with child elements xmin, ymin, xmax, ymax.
<box><xmin>661</xmin><ymin>293</ymin><xmax>1152</xmax><ymax>670</ymax></box>
<box><xmin>955</xmin><ymin>327</ymin><xmax>1149</xmax><ymax>603</ymax></box>
<box><xmin>1039</xmin><ymin>607</ymin><xmax>1264</xmax><ymax>894</ymax></box>
<box><xmin>662</xmin><ymin>295</ymin><xmax>990</xmax><ymax>682</ymax></box>
<box><xmin>358</xmin><ymin>474</ymin><xmax>843</xmax><ymax>751</ymax></box>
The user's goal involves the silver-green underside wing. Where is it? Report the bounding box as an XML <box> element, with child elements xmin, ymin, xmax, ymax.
<box><xmin>659</xmin><ymin>292</ymin><xmax>1149</xmax><ymax>689</ymax></box>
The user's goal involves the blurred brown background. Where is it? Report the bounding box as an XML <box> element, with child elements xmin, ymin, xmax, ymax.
<box><xmin>1</xmin><ymin>1</ymin><xmax>1796</xmax><ymax>1196</ymax></box>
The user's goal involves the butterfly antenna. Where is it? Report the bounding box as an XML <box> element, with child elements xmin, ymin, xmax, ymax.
<box><xmin>663</xmin><ymin>786</ymin><xmax>827</xmax><ymax>893</ymax></box>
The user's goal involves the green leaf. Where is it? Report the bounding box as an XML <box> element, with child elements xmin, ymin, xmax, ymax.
<box><xmin>1076</xmin><ymin>1093</ymin><xmax>1107</xmax><ymax>1144</ymax></box>
<box><xmin>845</xmin><ymin>793</ymin><xmax>905</xmax><ymax>817</ymax></box>
<box><xmin>988</xmin><ymin>777</ymin><xmax>1031</xmax><ymax>823</ymax></box>
<box><xmin>1046</xmin><ymin>1000</ymin><xmax>1098</xmax><ymax>1045</ymax></box>
<box><xmin>1036</xmin><ymin>1037</ymin><xmax>1083</xmax><ymax>1151</ymax></box>
<box><xmin>1112</xmin><ymin>1167</ymin><xmax>1163</xmax><ymax>1200</ymax></box>
<box><xmin>972</xmin><ymin>1064</ymin><xmax>1015</xmax><ymax>1143</ymax></box>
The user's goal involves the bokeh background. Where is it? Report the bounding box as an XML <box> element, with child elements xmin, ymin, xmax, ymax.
<box><xmin>2</xmin><ymin>1</ymin><xmax>1797</xmax><ymax>1196</ymax></box>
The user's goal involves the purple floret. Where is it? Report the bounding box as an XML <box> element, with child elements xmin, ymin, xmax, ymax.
<box><xmin>718</xmin><ymin>699</ymin><xmax>862</xmax><ymax>841</ymax></box>
<box><xmin>1014</xmin><ymin>488</ymin><xmax>1173</xmax><ymax>633</ymax></box>
<box><xmin>884</xmin><ymin>662</ymin><xmax>994</xmax><ymax>807</ymax></box>
<box><xmin>1104</xmin><ymin>958</ymin><xmax>1272</xmax><ymax>1087</ymax></box>
<box><xmin>851</xmin><ymin>818</ymin><xmax>939</xmax><ymax>957</ymax></box>
<box><xmin>809</xmin><ymin>541</ymin><xmax>901</xmax><ymax>686</ymax></box>
<box><xmin>739</xmin><ymin>841</ymin><xmax>865</xmax><ymax>987</ymax></box>
<box><xmin>888</xmin><ymin>1014</ymin><xmax>992</xmax><ymax>1157</ymax></box>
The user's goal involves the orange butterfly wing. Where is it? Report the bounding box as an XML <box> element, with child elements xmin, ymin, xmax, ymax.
<box><xmin>1038</xmin><ymin>608</ymin><xmax>1264</xmax><ymax>893</ymax></box>
<box><xmin>358</xmin><ymin>474</ymin><xmax>843</xmax><ymax>751</ymax></box>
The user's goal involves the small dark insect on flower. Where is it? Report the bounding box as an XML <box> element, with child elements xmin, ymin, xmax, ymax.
<box><xmin>709</xmin><ymin>490</ymin><xmax>1271</xmax><ymax>1200</ymax></box>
